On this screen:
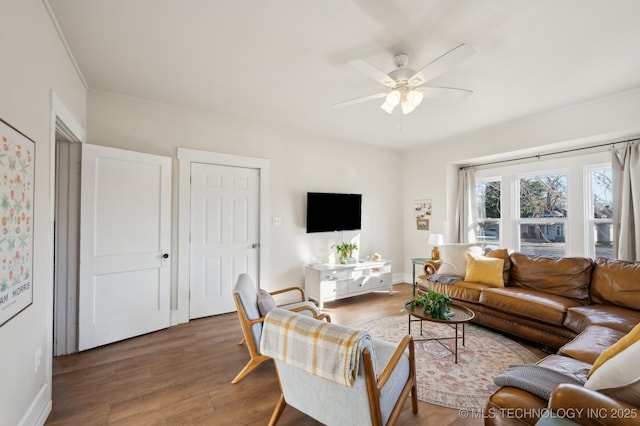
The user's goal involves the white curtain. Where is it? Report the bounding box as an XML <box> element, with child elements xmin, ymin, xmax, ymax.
<box><xmin>612</xmin><ymin>140</ymin><xmax>640</xmax><ymax>261</ymax></box>
<box><xmin>454</xmin><ymin>167</ymin><xmax>477</xmax><ymax>243</ymax></box>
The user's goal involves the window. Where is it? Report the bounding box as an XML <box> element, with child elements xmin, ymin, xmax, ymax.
<box><xmin>518</xmin><ymin>173</ymin><xmax>567</xmax><ymax>256</ymax></box>
<box><xmin>476</xmin><ymin>179</ymin><xmax>501</xmax><ymax>250</ymax></box>
<box><xmin>473</xmin><ymin>151</ymin><xmax>611</xmax><ymax>258</ymax></box>
<box><xmin>588</xmin><ymin>166</ymin><xmax>613</xmax><ymax>259</ymax></box>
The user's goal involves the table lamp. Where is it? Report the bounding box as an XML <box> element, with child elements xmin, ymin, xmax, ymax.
<box><xmin>428</xmin><ymin>233</ymin><xmax>444</xmax><ymax>260</ymax></box>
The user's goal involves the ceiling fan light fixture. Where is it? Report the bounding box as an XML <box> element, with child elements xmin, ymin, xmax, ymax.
<box><xmin>407</xmin><ymin>89</ymin><xmax>424</xmax><ymax>107</ymax></box>
<box><xmin>380</xmin><ymin>101</ymin><xmax>396</xmax><ymax>114</ymax></box>
<box><xmin>401</xmin><ymin>101</ymin><xmax>416</xmax><ymax>115</ymax></box>
<box><xmin>401</xmin><ymin>100</ymin><xmax>416</xmax><ymax>115</ymax></box>
<box><xmin>385</xmin><ymin>90</ymin><xmax>401</xmax><ymax>106</ymax></box>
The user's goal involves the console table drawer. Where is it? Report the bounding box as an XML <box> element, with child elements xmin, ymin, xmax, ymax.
<box><xmin>348</xmin><ymin>275</ymin><xmax>370</xmax><ymax>293</ymax></box>
<box><xmin>322</xmin><ymin>270</ymin><xmax>349</xmax><ymax>281</ymax></box>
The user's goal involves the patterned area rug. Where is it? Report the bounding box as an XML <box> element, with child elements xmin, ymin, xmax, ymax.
<box><xmin>359</xmin><ymin>314</ymin><xmax>541</xmax><ymax>411</ymax></box>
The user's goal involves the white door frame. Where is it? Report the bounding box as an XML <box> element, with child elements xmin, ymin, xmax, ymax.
<box><xmin>176</xmin><ymin>148</ymin><xmax>270</xmax><ymax>325</ymax></box>
<box><xmin>46</xmin><ymin>90</ymin><xmax>87</xmax><ymax>352</ymax></box>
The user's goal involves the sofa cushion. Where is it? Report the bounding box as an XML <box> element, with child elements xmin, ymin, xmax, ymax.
<box><xmin>564</xmin><ymin>304</ymin><xmax>640</xmax><ymax>334</ymax></box>
<box><xmin>417</xmin><ymin>278</ymin><xmax>489</xmax><ymax>304</ymax></box>
<box><xmin>557</xmin><ymin>325</ymin><xmax>626</xmax><ymax>365</ymax></box>
<box><xmin>509</xmin><ymin>253</ymin><xmax>593</xmax><ymax>303</ymax></box>
<box><xmin>585</xmin><ymin>339</ymin><xmax>640</xmax><ymax>406</ymax></box>
<box><xmin>479</xmin><ymin>287</ymin><xmax>583</xmax><ymax>326</ymax></box>
<box><xmin>589</xmin><ymin>322</ymin><xmax>640</xmax><ymax>376</ymax></box>
<box><xmin>464</xmin><ymin>252</ymin><xmax>504</xmax><ymax>287</ymax></box>
<box><xmin>591</xmin><ymin>258</ymin><xmax>640</xmax><ymax>310</ymax></box>
<box><xmin>437</xmin><ymin>243</ymin><xmax>482</xmax><ymax>276</ymax></box>
<box><xmin>536</xmin><ymin>354</ymin><xmax>591</xmax><ymax>384</ymax></box>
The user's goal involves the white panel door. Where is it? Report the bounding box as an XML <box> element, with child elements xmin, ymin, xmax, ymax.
<box><xmin>190</xmin><ymin>163</ymin><xmax>259</xmax><ymax>318</ymax></box>
<box><xmin>78</xmin><ymin>144</ymin><xmax>171</xmax><ymax>351</ymax></box>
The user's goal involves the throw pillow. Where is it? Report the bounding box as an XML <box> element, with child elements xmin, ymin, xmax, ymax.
<box><xmin>464</xmin><ymin>252</ymin><xmax>505</xmax><ymax>287</ymax></box>
<box><xmin>485</xmin><ymin>248</ymin><xmax>511</xmax><ymax>286</ymax></box>
<box><xmin>589</xmin><ymin>322</ymin><xmax>640</xmax><ymax>376</ymax></box>
<box><xmin>437</xmin><ymin>244</ymin><xmax>482</xmax><ymax>277</ymax></box>
<box><xmin>257</xmin><ymin>289</ymin><xmax>277</xmax><ymax>316</ymax></box>
<box><xmin>584</xmin><ymin>339</ymin><xmax>640</xmax><ymax>406</ymax></box>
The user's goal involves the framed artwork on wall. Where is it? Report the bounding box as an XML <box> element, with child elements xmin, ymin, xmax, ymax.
<box><xmin>414</xmin><ymin>199</ymin><xmax>432</xmax><ymax>231</ymax></box>
<box><xmin>416</xmin><ymin>218</ymin><xmax>429</xmax><ymax>230</ymax></box>
<box><xmin>0</xmin><ymin>118</ymin><xmax>35</xmax><ymax>327</ymax></box>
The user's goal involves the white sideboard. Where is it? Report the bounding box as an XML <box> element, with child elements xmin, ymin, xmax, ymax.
<box><xmin>304</xmin><ymin>261</ymin><xmax>392</xmax><ymax>309</ymax></box>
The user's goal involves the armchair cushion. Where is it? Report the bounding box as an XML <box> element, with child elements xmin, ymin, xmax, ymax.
<box><xmin>257</xmin><ymin>289</ymin><xmax>277</xmax><ymax>316</ymax></box>
<box><xmin>372</xmin><ymin>338</ymin><xmax>412</xmax><ymax>422</ymax></box>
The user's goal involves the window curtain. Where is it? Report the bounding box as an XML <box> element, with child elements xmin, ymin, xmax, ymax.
<box><xmin>612</xmin><ymin>140</ymin><xmax>640</xmax><ymax>261</ymax></box>
<box><xmin>454</xmin><ymin>167</ymin><xmax>477</xmax><ymax>243</ymax></box>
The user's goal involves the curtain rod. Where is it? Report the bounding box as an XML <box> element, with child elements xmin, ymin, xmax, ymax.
<box><xmin>460</xmin><ymin>137</ymin><xmax>639</xmax><ymax>170</ymax></box>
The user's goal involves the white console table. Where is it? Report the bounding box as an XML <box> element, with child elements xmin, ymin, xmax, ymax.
<box><xmin>304</xmin><ymin>261</ymin><xmax>393</xmax><ymax>309</ymax></box>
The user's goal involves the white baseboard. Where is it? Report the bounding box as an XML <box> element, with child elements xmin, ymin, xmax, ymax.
<box><xmin>19</xmin><ymin>382</ymin><xmax>51</xmax><ymax>426</ymax></box>
<box><xmin>392</xmin><ymin>273</ymin><xmax>408</xmax><ymax>284</ymax></box>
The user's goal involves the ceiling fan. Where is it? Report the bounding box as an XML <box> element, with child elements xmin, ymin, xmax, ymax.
<box><xmin>335</xmin><ymin>43</ymin><xmax>475</xmax><ymax>115</ymax></box>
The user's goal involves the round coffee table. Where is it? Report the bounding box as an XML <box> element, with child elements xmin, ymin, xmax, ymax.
<box><xmin>404</xmin><ymin>301</ymin><xmax>475</xmax><ymax>363</ymax></box>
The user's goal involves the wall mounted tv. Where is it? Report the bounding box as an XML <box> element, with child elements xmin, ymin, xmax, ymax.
<box><xmin>306</xmin><ymin>192</ymin><xmax>362</xmax><ymax>233</ymax></box>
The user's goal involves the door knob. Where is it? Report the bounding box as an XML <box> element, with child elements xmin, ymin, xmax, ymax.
<box><xmin>251</xmin><ymin>243</ymin><xmax>260</xmax><ymax>249</ymax></box>
<box><xmin>162</xmin><ymin>253</ymin><xmax>169</xmax><ymax>259</ymax></box>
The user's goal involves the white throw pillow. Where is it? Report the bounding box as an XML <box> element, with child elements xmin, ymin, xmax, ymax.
<box><xmin>257</xmin><ymin>289</ymin><xmax>277</xmax><ymax>316</ymax></box>
<box><xmin>584</xmin><ymin>339</ymin><xmax>640</xmax><ymax>406</ymax></box>
<box><xmin>437</xmin><ymin>244</ymin><xmax>483</xmax><ymax>277</ymax></box>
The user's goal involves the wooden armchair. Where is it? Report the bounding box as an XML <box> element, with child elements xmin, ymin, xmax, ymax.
<box><xmin>231</xmin><ymin>273</ymin><xmax>330</xmax><ymax>384</ymax></box>
<box><xmin>261</xmin><ymin>308</ymin><xmax>417</xmax><ymax>425</ymax></box>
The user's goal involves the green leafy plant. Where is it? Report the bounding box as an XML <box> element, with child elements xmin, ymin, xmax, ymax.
<box><xmin>331</xmin><ymin>242</ymin><xmax>358</xmax><ymax>263</ymax></box>
<box><xmin>409</xmin><ymin>290</ymin><xmax>453</xmax><ymax>320</ymax></box>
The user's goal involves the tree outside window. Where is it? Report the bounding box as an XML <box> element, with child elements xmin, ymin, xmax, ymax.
<box><xmin>518</xmin><ymin>174</ymin><xmax>567</xmax><ymax>256</ymax></box>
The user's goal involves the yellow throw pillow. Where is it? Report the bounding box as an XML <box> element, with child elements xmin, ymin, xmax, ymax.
<box><xmin>589</xmin><ymin>322</ymin><xmax>640</xmax><ymax>377</ymax></box>
<box><xmin>464</xmin><ymin>252</ymin><xmax>505</xmax><ymax>287</ymax></box>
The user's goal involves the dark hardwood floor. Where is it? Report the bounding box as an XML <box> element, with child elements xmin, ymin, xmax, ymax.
<box><xmin>47</xmin><ymin>283</ymin><xmax>542</xmax><ymax>425</ymax></box>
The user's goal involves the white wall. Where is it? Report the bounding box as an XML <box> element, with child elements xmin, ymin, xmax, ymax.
<box><xmin>0</xmin><ymin>1</ymin><xmax>87</xmax><ymax>425</ymax></box>
<box><xmin>87</xmin><ymin>90</ymin><xmax>404</xmax><ymax>300</ymax></box>
<box><xmin>402</xmin><ymin>88</ymin><xmax>640</xmax><ymax>266</ymax></box>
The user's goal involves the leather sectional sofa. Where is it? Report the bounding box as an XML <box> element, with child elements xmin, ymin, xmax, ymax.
<box><xmin>416</xmin><ymin>251</ymin><xmax>640</xmax><ymax>425</ymax></box>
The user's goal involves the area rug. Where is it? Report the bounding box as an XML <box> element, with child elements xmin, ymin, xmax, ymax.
<box><xmin>358</xmin><ymin>315</ymin><xmax>541</xmax><ymax>411</ymax></box>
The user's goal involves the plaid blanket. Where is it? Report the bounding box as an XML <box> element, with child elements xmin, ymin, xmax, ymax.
<box><xmin>260</xmin><ymin>308</ymin><xmax>372</xmax><ymax>387</ymax></box>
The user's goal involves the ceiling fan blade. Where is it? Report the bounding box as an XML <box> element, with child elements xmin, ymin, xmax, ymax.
<box><xmin>333</xmin><ymin>92</ymin><xmax>387</xmax><ymax>108</ymax></box>
<box><xmin>421</xmin><ymin>86</ymin><xmax>473</xmax><ymax>101</ymax></box>
<box><xmin>408</xmin><ymin>43</ymin><xmax>475</xmax><ymax>86</ymax></box>
<box><xmin>348</xmin><ymin>59</ymin><xmax>396</xmax><ymax>87</ymax></box>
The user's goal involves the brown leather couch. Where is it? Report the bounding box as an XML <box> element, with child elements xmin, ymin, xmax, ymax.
<box><xmin>417</xmin><ymin>253</ymin><xmax>640</xmax><ymax>425</ymax></box>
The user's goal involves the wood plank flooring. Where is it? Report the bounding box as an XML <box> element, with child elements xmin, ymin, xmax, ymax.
<box><xmin>47</xmin><ymin>283</ymin><xmax>543</xmax><ymax>425</ymax></box>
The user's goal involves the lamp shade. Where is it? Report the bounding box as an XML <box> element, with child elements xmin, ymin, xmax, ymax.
<box><xmin>428</xmin><ymin>233</ymin><xmax>444</xmax><ymax>246</ymax></box>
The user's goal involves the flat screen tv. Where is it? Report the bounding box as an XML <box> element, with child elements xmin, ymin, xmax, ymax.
<box><xmin>306</xmin><ymin>192</ymin><xmax>362</xmax><ymax>233</ymax></box>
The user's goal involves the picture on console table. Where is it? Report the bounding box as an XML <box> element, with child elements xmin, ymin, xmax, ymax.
<box><xmin>0</xmin><ymin>118</ymin><xmax>35</xmax><ymax>328</ymax></box>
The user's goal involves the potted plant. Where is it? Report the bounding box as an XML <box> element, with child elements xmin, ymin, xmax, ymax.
<box><xmin>409</xmin><ymin>290</ymin><xmax>453</xmax><ymax>320</ymax></box>
<box><xmin>332</xmin><ymin>242</ymin><xmax>358</xmax><ymax>264</ymax></box>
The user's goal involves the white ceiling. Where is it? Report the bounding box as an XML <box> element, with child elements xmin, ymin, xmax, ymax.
<box><xmin>48</xmin><ymin>0</ymin><xmax>640</xmax><ymax>150</ymax></box>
